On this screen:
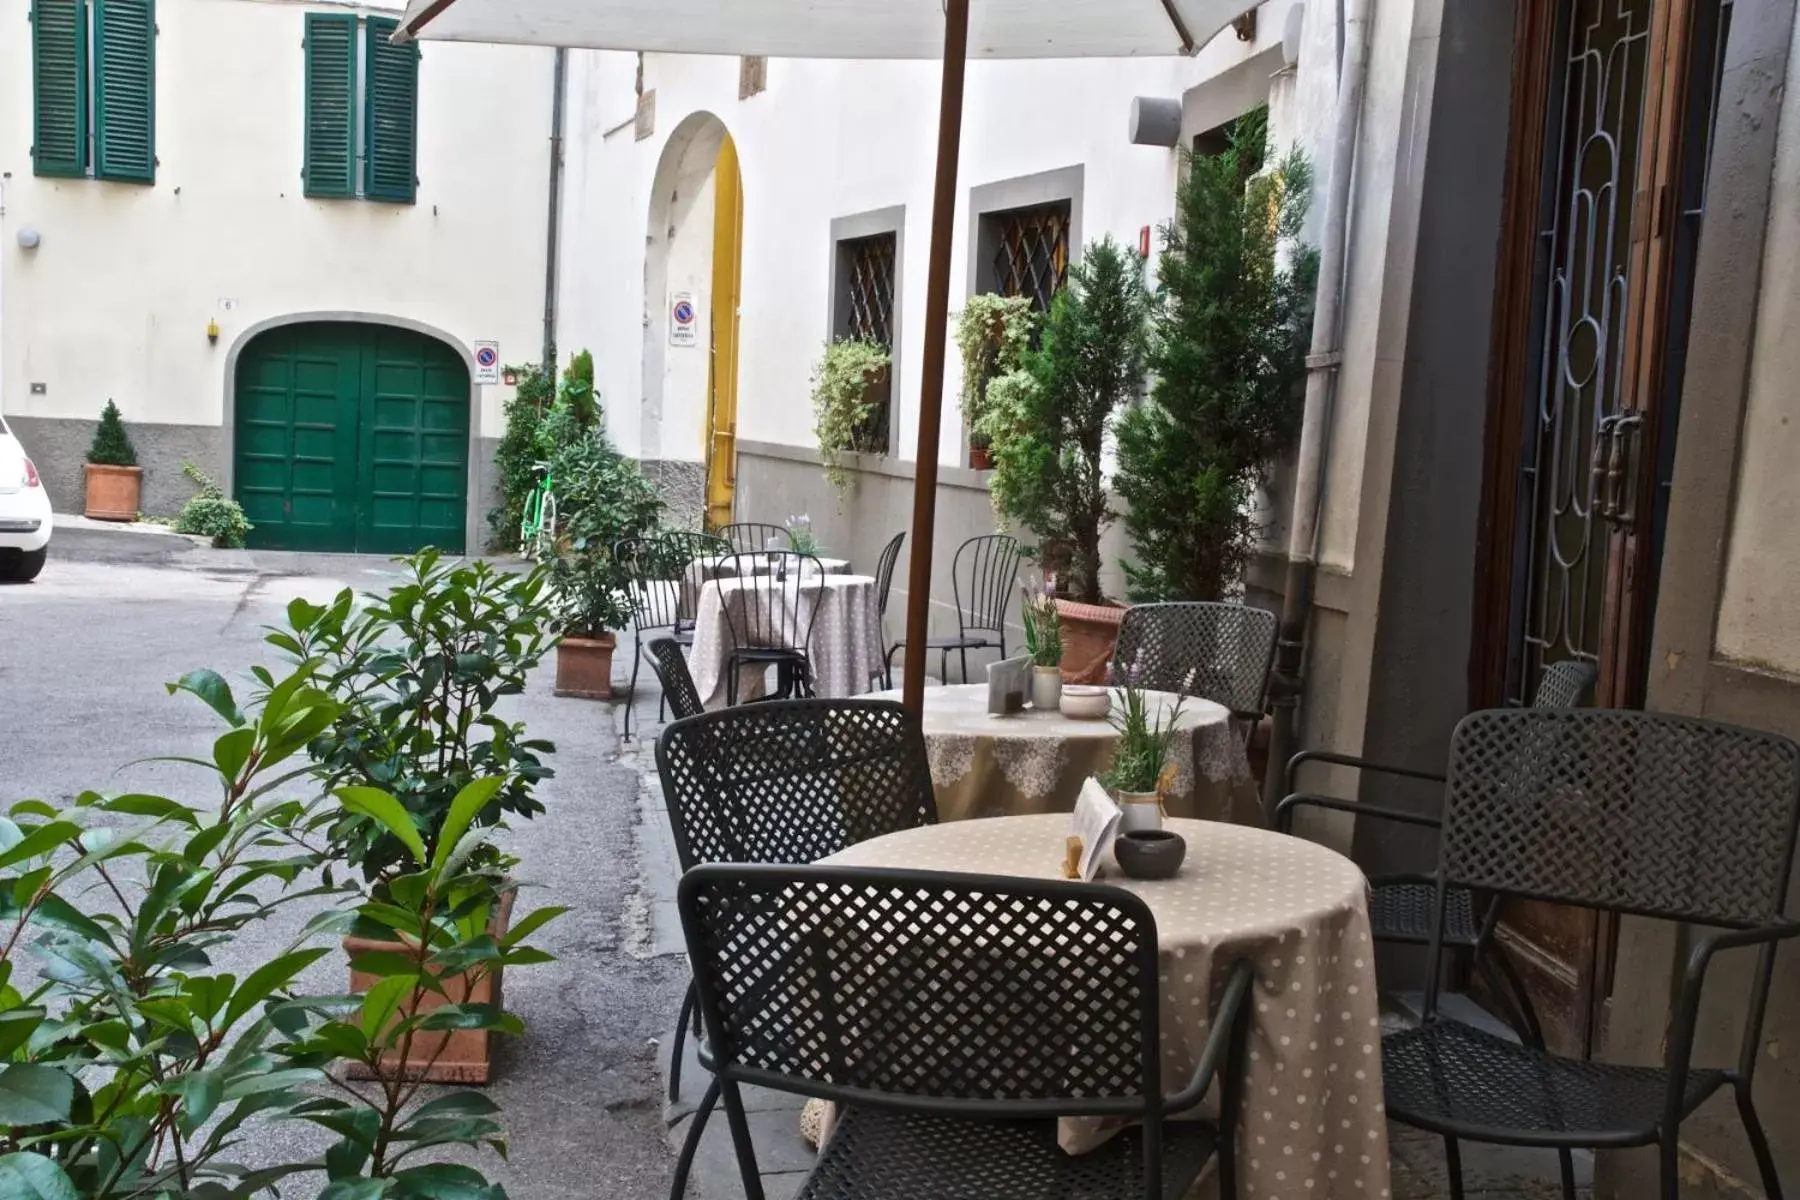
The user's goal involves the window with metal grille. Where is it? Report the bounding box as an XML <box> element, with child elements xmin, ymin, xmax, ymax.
<box><xmin>304</xmin><ymin>13</ymin><xmax>418</xmax><ymax>203</ymax></box>
<box><xmin>832</xmin><ymin>231</ymin><xmax>898</xmax><ymax>455</ymax></box>
<box><xmin>30</xmin><ymin>0</ymin><xmax>156</xmax><ymax>183</ymax></box>
<box><xmin>983</xmin><ymin>201</ymin><xmax>1071</xmax><ymax>313</ymax></box>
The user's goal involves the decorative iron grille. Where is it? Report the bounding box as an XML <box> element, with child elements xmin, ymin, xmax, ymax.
<box><xmin>989</xmin><ymin>202</ymin><xmax>1070</xmax><ymax>313</ymax></box>
<box><xmin>843</xmin><ymin>234</ymin><xmax>896</xmax><ymax>347</ymax></box>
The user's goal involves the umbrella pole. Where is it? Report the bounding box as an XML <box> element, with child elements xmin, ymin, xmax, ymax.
<box><xmin>901</xmin><ymin>0</ymin><xmax>971</xmax><ymax>715</ymax></box>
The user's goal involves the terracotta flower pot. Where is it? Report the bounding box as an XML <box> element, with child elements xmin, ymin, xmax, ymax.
<box><xmin>969</xmin><ymin>444</ymin><xmax>994</xmax><ymax>471</ymax></box>
<box><xmin>554</xmin><ymin>633</ymin><xmax>616</xmax><ymax>700</ymax></box>
<box><xmin>344</xmin><ymin>889</ymin><xmax>515</xmax><ymax>1085</ymax></box>
<box><xmin>83</xmin><ymin>463</ymin><xmax>143</xmax><ymax>522</ymax></box>
<box><xmin>1055</xmin><ymin>599</ymin><xmax>1127</xmax><ymax>685</ymax></box>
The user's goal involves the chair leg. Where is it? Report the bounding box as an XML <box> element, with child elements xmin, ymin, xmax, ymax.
<box><xmin>1558</xmin><ymin>1149</ymin><xmax>1577</xmax><ymax>1200</ymax></box>
<box><xmin>668</xmin><ymin>1077</ymin><xmax>720</xmax><ymax>1200</ymax></box>
<box><xmin>624</xmin><ymin>640</ymin><xmax>643</xmax><ymax>740</ymax></box>
<box><xmin>959</xmin><ymin>647</ymin><xmax>969</xmax><ymax>685</ymax></box>
<box><xmin>720</xmin><ymin>1080</ymin><xmax>767</xmax><ymax>1200</ymax></box>
<box><xmin>668</xmin><ymin>978</ymin><xmax>696</xmax><ymax>1103</ymax></box>
<box><xmin>1491</xmin><ymin>940</ymin><xmax>1548</xmax><ymax>1051</ymax></box>
<box><xmin>1738</xmin><ymin>1086</ymin><xmax>1783</xmax><ymax>1200</ymax></box>
<box><xmin>1444</xmin><ymin>1136</ymin><xmax>1465</xmax><ymax>1200</ymax></box>
<box><xmin>1659</xmin><ymin>1133</ymin><xmax>1681</xmax><ymax>1200</ymax></box>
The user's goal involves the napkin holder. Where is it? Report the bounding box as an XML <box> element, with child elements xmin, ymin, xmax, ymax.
<box><xmin>986</xmin><ymin>655</ymin><xmax>1030</xmax><ymax>715</ymax></box>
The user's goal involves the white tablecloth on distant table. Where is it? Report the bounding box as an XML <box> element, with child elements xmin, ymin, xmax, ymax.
<box><xmin>689</xmin><ymin>573</ymin><xmax>885</xmax><ymax>709</ymax></box>
<box><xmin>681</xmin><ymin>555</ymin><xmax>850</xmax><ymax>614</ymax></box>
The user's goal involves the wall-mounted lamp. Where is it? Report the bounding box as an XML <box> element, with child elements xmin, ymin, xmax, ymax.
<box><xmin>206</xmin><ymin>318</ymin><xmax>220</xmax><ymax>344</ymax></box>
<box><xmin>1128</xmin><ymin>97</ymin><xmax>1183</xmax><ymax>148</ymax></box>
<box><xmin>16</xmin><ymin>227</ymin><xmax>41</xmax><ymax>250</ymax></box>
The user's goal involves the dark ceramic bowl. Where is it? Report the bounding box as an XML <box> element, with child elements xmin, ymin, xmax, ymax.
<box><xmin>1113</xmin><ymin>829</ymin><xmax>1187</xmax><ymax>880</ymax></box>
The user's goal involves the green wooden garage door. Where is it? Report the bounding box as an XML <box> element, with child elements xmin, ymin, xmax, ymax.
<box><xmin>235</xmin><ymin>324</ymin><xmax>469</xmax><ymax>554</ymax></box>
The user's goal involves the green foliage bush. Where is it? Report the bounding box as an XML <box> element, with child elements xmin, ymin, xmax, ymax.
<box><xmin>811</xmin><ymin>338</ymin><xmax>891</xmax><ymax>495</ymax></box>
<box><xmin>488</xmin><ymin>363</ymin><xmax>555</xmax><ymax>549</ymax></box>
<box><xmin>953</xmin><ymin>295</ymin><xmax>1036</xmax><ymax>449</ymax></box>
<box><xmin>548</xmin><ymin>433</ymin><xmax>664</xmax><ymax>636</ymax></box>
<box><xmin>85</xmin><ymin>399</ymin><xmax>137</xmax><ymax>467</ymax></box>
<box><xmin>174</xmin><ymin>461</ymin><xmax>252</xmax><ymax>547</ymax></box>
<box><xmin>1115</xmin><ymin>110</ymin><xmax>1318</xmax><ymax>602</ymax></box>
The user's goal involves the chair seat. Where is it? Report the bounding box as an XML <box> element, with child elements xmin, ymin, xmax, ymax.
<box><xmin>908</xmin><ymin>634</ymin><xmax>999</xmax><ymax>651</ymax></box>
<box><xmin>798</xmin><ymin>1105</ymin><xmax>1216</xmax><ymax>1200</ymax></box>
<box><xmin>1370</xmin><ymin>881</ymin><xmax>1479</xmax><ymax>947</ymax></box>
<box><xmin>727</xmin><ymin>646</ymin><xmax>811</xmax><ymax>663</ymax></box>
<box><xmin>1383</xmin><ymin>1020</ymin><xmax>1728</xmax><ymax>1146</ymax></box>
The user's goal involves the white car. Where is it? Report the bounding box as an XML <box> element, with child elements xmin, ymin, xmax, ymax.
<box><xmin>0</xmin><ymin>415</ymin><xmax>52</xmax><ymax>582</ymax></box>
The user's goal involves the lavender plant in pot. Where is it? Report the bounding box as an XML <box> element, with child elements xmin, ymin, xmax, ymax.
<box><xmin>1102</xmin><ymin>675</ymin><xmax>1187</xmax><ymax>833</ymax></box>
<box><xmin>1021</xmin><ymin>584</ymin><xmax>1063</xmax><ymax>711</ymax></box>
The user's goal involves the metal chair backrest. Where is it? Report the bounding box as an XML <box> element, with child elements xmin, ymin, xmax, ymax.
<box><xmin>1439</xmin><ymin>709</ymin><xmax>1800</xmax><ymax>929</ymax></box>
<box><xmin>1108</xmin><ymin>602</ymin><xmax>1279</xmax><ymax>720</ymax></box>
<box><xmin>616</xmin><ymin>536</ymin><xmax>684</xmax><ymax>632</ymax></box>
<box><xmin>872</xmin><ymin>530</ymin><xmax>906</xmax><ymax>619</ymax></box>
<box><xmin>654</xmin><ymin>698</ymin><xmax>938</xmax><ymax>870</ymax></box>
<box><xmin>644</xmin><ymin>636</ymin><xmax>706</xmax><ymax>722</ymax></box>
<box><xmin>661</xmin><ymin>530</ymin><xmax>733</xmax><ymax>624</ymax></box>
<box><xmin>1528</xmin><ymin>658</ymin><xmax>1599</xmax><ymax>709</ymax></box>
<box><xmin>718</xmin><ymin>522</ymin><xmax>786</xmax><ymax>555</ymax></box>
<box><xmin>680</xmin><ymin>863</ymin><xmax>1162</xmax><ymax>1120</ymax></box>
<box><xmin>714</xmin><ymin>550</ymin><xmax>825</xmax><ymax>657</ymax></box>
<box><xmin>951</xmin><ymin>534</ymin><xmax>1021</xmax><ymax>639</ymax></box>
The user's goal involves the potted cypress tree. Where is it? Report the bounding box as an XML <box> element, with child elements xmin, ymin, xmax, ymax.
<box><xmin>979</xmin><ymin>236</ymin><xmax>1149</xmax><ymax>681</ymax></box>
<box><xmin>84</xmin><ymin>400</ymin><xmax>143</xmax><ymax>521</ymax></box>
<box><xmin>1115</xmin><ymin>110</ymin><xmax>1317</xmax><ymax>603</ymax></box>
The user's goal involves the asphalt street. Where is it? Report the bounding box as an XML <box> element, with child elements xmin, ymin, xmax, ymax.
<box><xmin>0</xmin><ymin>529</ymin><xmax>689</xmax><ymax>1199</ymax></box>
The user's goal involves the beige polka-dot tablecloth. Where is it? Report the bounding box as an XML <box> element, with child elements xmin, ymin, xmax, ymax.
<box><xmin>690</xmin><ymin>573</ymin><xmax>885</xmax><ymax>709</ymax></box>
<box><xmin>681</xmin><ymin>554</ymin><xmax>851</xmax><ymax>614</ymax></box>
<box><xmin>864</xmin><ymin>684</ymin><xmax>1262</xmax><ymax>826</ymax></box>
<box><xmin>823</xmin><ymin>814</ymin><xmax>1392</xmax><ymax>1200</ymax></box>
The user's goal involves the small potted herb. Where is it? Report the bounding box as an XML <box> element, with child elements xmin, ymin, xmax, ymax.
<box><xmin>785</xmin><ymin>512</ymin><xmax>822</xmax><ymax>556</ymax></box>
<box><xmin>84</xmin><ymin>400</ymin><xmax>142</xmax><ymax>521</ymax></box>
<box><xmin>1021</xmin><ymin>583</ymin><xmax>1064</xmax><ymax>711</ymax></box>
<box><xmin>1102</xmin><ymin>674</ymin><xmax>1186</xmax><ymax>833</ymax></box>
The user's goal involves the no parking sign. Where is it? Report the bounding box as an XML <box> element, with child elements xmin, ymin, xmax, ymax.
<box><xmin>670</xmin><ymin>292</ymin><xmax>699</xmax><ymax>347</ymax></box>
<box><xmin>474</xmin><ymin>341</ymin><xmax>501</xmax><ymax>385</ymax></box>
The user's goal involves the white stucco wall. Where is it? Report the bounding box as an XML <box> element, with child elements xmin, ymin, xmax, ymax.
<box><xmin>1715</xmin><ymin>10</ymin><xmax>1800</xmax><ymax>677</ymax></box>
<box><xmin>556</xmin><ymin>4</ymin><xmax>1303</xmax><ymax>468</ymax></box>
<box><xmin>0</xmin><ymin>0</ymin><xmax>553</xmax><ymax>440</ymax></box>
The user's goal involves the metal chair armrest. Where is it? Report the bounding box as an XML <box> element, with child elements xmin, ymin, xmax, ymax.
<box><xmin>1286</xmin><ymin>748</ymin><xmax>1447</xmax><ymax>793</ymax></box>
<box><xmin>1274</xmin><ymin>792</ymin><xmax>1445</xmax><ymax>835</ymax></box>
<box><xmin>1667</xmin><ymin>919</ymin><xmax>1800</xmax><ymax>1128</ymax></box>
<box><xmin>1166</xmin><ymin>959</ymin><xmax>1255</xmax><ymax>1112</ymax></box>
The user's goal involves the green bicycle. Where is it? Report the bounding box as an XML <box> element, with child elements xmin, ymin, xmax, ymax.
<box><xmin>519</xmin><ymin>461</ymin><xmax>557</xmax><ymax>561</ymax></box>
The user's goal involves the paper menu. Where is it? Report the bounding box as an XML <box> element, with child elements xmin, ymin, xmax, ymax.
<box><xmin>1071</xmin><ymin>778</ymin><xmax>1122</xmax><ymax>881</ymax></box>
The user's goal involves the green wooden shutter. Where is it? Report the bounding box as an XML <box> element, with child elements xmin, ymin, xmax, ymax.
<box><xmin>31</xmin><ymin>0</ymin><xmax>88</xmax><ymax>178</ymax></box>
<box><xmin>303</xmin><ymin>12</ymin><xmax>356</xmax><ymax>198</ymax></box>
<box><xmin>93</xmin><ymin>0</ymin><xmax>155</xmax><ymax>183</ymax></box>
<box><xmin>363</xmin><ymin>16</ymin><xmax>418</xmax><ymax>204</ymax></box>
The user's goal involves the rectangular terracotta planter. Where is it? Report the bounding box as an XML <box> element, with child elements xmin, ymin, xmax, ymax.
<box><xmin>554</xmin><ymin>633</ymin><xmax>616</xmax><ymax>700</ymax></box>
<box><xmin>344</xmin><ymin>889</ymin><xmax>513</xmax><ymax>1085</ymax></box>
<box><xmin>83</xmin><ymin>463</ymin><xmax>143</xmax><ymax>522</ymax></box>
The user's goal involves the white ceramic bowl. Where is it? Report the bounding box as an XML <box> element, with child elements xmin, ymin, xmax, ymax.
<box><xmin>1060</xmin><ymin>685</ymin><xmax>1111</xmax><ymax>720</ymax></box>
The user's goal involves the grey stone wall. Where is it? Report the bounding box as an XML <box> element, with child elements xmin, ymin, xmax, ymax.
<box><xmin>6</xmin><ymin>416</ymin><xmax>225</xmax><ymax>519</ymax></box>
<box><xmin>642</xmin><ymin>459</ymin><xmax>708</xmax><ymax>531</ymax></box>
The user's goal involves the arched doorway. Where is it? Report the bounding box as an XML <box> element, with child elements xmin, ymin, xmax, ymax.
<box><xmin>233</xmin><ymin>322</ymin><xmax>470</xmax><ymax>553</ymax></box>
<box><xmin>642</xmin><ymin>113</ymin><xmax>743</xmax><ymax>530</ymax></box>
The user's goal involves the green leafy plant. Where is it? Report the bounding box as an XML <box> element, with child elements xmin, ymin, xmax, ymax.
<box><xmin>175</xmin><ymin>461</ymin><xmax>252</xmax><ymax>547</ymax></box>
<box><xmin>269</xmin><ymin>550</ymin><xmax>559</xmax><ymax>885</ymax></box>
<box><xmin>86</xmin><ymin>399</ymin><xmax>137</xmax><ymax>468</ymax></box>
<box><xmin>488</xmin><ymin>363</ymin><xmax>555</xmax><ymax>549</ymax></box>
<box><xmin>1020</xmin><ymin>584</ymin><xmax>1063</xmax><ymax>669</ymax></box>
<box><xmin>810</xmin><ymin>338</ymin><xmax>891</xmax><ymax>494</ymax></box>
<box><xmin>545</xmin><ymin>422</ymin><xmax>664</xmax><ymax>639</ymax></box>
<box><xmin>1102</xmin><ymin>677</ymin><xmax>1187</xmax><ymax>794</ymax></box>
<box><xmin>979</xmin><ymin>237</ymin><xmax>1149</xmax><ymax>604</ymax></box>
<box><xmin>953</xmin><ymin>294</ymin><xmax>1036</xmax><ymax>451</ymax></box>
<box><xmin>1115</xmin><ymin>110</ymin><xmax>1318</xmax><ymax>601</ymax></box>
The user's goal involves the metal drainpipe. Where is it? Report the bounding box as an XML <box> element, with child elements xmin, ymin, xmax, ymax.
<box><xmin>542</xmin><ymin>47</ymin><xmax>568</xmax><ymax>371</ymax></box>
<box><xmin>1261</xmin><ymin>0</ymin><xmax>1374</xmax><ymax>816</ymax></box>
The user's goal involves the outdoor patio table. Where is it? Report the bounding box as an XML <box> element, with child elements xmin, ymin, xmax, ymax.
<box><xmin>821</xmin><ymin>814</ymin><xmax>1392</xmax><ymax>1200</ymax></box>
<box><xmin>689</xmin><ymin>572</ymin><xmax>884</xmax><ymax>709</ymax></box>
<box><xmin>681</xmin><ymin>553</ymin><xmax>850</xmax><ymax>615</ymax></box>
<box><xmin>865</xmin><ymin>683</ymin><xmax>1262</xmax><ymax>825</ymax></box>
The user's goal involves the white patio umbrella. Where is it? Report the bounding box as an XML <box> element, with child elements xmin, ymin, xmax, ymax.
<box><xmin>398</xmin><ymin>0</ymin><xmax>1249</xmax><ymax>713</ymax></box>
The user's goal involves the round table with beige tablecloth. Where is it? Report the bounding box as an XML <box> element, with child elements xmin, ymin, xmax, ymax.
<box><xmin>681</xmin><ymin>554</ymin><xmax>850</xmax><ymax>614</ymax></box>
<box><xmin>823</xmin><ymin>814</ymin><xmax>1392</xmax><ymax>1200</ymax></box>
<box><xmin>866</xmin><ymin>684</ymin><xmax>1261</xmax><ymax>826</ymax></box>
<box><xmin>690</xmin><ymin>573</ymin><xmax>885</xmax><ymax>709</ymax></box>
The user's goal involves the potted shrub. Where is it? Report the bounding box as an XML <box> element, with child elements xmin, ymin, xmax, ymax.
<box><xmin>83</xmin><ymin>399</ymin><xmax>142</xmax><ymax>520</ymax></box>
<box><xmin>174</xmin><ymin>460</ymin><xmax>252</xmax><ymax>547</ymax></box>
<box><xmin>546</xmin><ymin>424</ymin><xmax>664</xmax><ymax>698</ymax></box>
<box><xmin>954</xmin><ymin>293</ymin><xmax>1035</xmax><ymax>471</ymax></box>
<box><xmin>980</xmin><ymin>236</ymin><xmax>1150</xmax><ymax>682</ymax></box>
<box><xmin>1115</xmin><ymin>111</ymin><xmax>1317</xmax><ymax>603</ymax></box>
<box><xmin>812</xmin><ymin>336</ymin><xmax>891</xmax><ymax>498</ymax></box>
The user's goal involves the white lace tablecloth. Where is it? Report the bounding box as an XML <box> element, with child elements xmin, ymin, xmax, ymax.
<box><xmin>864</xmin><ymin>684</ymin><xmax>1260</xmax><ymax>824</ymax></box>
<box><xmin>690</xmin><ymin>573</ymin><xmax>885</xmax><ymax>709</ymax></box>
<box><xmin>682</xmin><ymin>555</ymin><xmax>850</xmax><ymax>614</ymax></box>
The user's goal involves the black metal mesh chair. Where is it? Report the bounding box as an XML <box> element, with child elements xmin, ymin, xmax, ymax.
<box><xmin>670</xmin><ymin>863</ymin><xmax>1256</xmax><ymax>1200</ymax></box>
<box><xmin>662</xmin><ymin>529</ymin><xmax>732</xmax><ymax>634</ymax></box>
<box><xmin>1382</xmin><ymin>708</ymin><xmax>1800</xmax><ymax>1200</ymax></box>
<box><xmin>642</xmin><ymin>637</ymin><xmax>705</xmax><ymax>724</ymax></box>
<box><xmin>718</xmin><ymin>521</ymin><xmax>786</xmax><ymax>555</ymax></box>
<box><xmin>715</xmin><ymin>550</ymin><xmax>825</xmax><ymax>705</ymax></box>
<box><xmin>1276</xmin><ymin>660</ymin><xmax>1599</xmax><ymax>1036</ymax></box>
<box><xmin>617</xmin><ymin>536</ymin><xmax>688</xmax><ymax>740</ymax></box>
<box><xmin>886</xmin><ymin>533</ymin><xmax>1020</xmax><ymax>684</ymax></box>
<box><xmin>654</xmin><ymin>698</ymin><xmax>940</xmax><ymax>1105</ymax></box>
<box><xmin>871</xmin><ymin>531</ymin><xmax>905</xmax><ymax>689</ymax></box>
<box><xmin>1107</xmin><ymin>601</ymin><xmax>1279</xmax><ymax>721</ymax></box>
